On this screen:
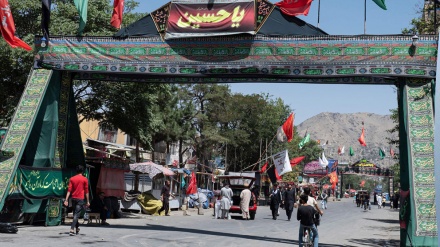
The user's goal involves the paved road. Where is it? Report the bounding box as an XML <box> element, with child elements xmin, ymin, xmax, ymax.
<box><xmin>0</xmin><ymin>197</ymin><xmax>399</xmax><ymax>247</ymax></box>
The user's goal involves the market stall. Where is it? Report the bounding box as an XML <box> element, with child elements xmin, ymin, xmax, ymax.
<box><xmin>120</xmin><ymin>162</ymin><xmax>178</xmax><ymax>213</ymax></box>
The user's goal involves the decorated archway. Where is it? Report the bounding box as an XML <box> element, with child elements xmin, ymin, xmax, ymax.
<box><xmin>0</xmin><ymin>1</ymin><xmax>437</xmax><ymax>245</ymax></box>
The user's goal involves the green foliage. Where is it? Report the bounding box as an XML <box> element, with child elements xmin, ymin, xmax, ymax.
<box><xmin>402</xmin><ymin>2</ymin><xmax>438</xmax><ymax>35</ymax></box>
<box><xmin>0</xmin><ymin>0</ymin><xmax>143</xmax><ymax>126</ymax></box>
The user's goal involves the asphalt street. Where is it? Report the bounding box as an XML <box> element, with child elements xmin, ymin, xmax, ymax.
<box><xmin>0</xmin><ymin>197</ymin><xmax>399</xmax><ymax>247</ymax></box>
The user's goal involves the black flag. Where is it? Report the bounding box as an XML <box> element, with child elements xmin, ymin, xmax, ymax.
<box><xmin>41</xmin><ymin>0</ymin><xmax>52</xmax><ymax>45</ymax></box>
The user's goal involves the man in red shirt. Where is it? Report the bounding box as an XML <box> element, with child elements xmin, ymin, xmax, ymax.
<box><xmin>64</xmin><ymin>165</ymin><xmax>90</xmax><ymax>236</ymax></box>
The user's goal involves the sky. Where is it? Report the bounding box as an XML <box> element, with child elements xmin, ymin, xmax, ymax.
<box><xmin>134</xmin><ymin>1</ymin><xmax>424</xmax><ymax>124</ymax></box>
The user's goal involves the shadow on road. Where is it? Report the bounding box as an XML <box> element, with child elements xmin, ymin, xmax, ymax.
<box><xmin>94</xmin><ymin>223</ymin><xmax>343</xmax><ymax>246</ymax></box>
<box><xmin>364</xmin><ymin>218</ymin><xmax>399</xmax><ymax>224</ymax></box>
<box><xmin>347</xmin><ymin>238</ymin><xmax>399</xmax><ymax>247</ymax></box>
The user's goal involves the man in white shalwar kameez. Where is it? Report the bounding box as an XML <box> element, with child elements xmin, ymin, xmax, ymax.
<box><xmin>220</xmin><ymin>183</ymin><xmax>233</xmax><ymax>219</ymax></box>
<box><xmin>240</xmin><ymin>184</ymin><xmax>252</xmax><ymax>220</ymax></box>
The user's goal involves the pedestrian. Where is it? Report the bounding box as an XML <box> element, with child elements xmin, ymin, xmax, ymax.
<box><xmin>297</xmin><ymin>194</ymin><xmax>323</xmax><ymax>247</ymax></box>
<box><xmin>373</xmin><ymin>192</ymin><xmax>377</xmax><ymax>205</ymax></box>
<box><xmin>240</xmin><ymin>183</ymin><xmax>252</xmax><ymax>220</ymax></box>
<box><xmin>158</xmin><ymin>180</ymin><xmax>172</xmax><ymax>216</ymax></box>
<box><xmin>269</xmin><ymin>183</ymin><xmax>281</xmax><ymax>220</ymax></box>
<box><xmin>90</xmin><ymin>191</ymin><xmax>109</xmax><ymax>225</ymax></box>
<box><xmin>213</xmin><ymin>190</ymin><xmax>222</xmax><ymax>219</ymax></box>
<box><xmin>302</xmin><ymin>187</ymin><xmax>319</xmax><ymax>211</ymax></box>
<box><xmin>377</xmin><ymin>194</ymin><xmax>382</xmax><ymax>209</ymax></box>
<box><xmin>282</xmin><ymin>183</ymin><xmax>296</xmax><ymax>221</ymax></box>
<box><xmin>64</xmin><ymin>165</ymin><xmax>90</xmax><ymax>236</ymax></box>
<box><xmin>393</xmin><ymin>193</ymin><xmax>400</xmax><ymax>210</ymax></box>
<box><xmin>320</xmin><ymin>190</ymin><xmax>328</xmax><ymax>209</ymax></box>
<box><xmin>220</xmin><ymin>182</ymin><xmax>233</xmax><ymax>219</ymax></box>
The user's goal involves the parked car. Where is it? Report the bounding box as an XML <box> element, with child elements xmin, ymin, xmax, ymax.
<box><xmin>217</xmin><ymin>175</ymin><xmax>257</xmax><ymax>220</ymax></box>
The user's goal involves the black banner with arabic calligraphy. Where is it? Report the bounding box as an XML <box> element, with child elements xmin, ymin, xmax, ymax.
<box><xmin>165</xmin><ymin>0</ymin><xmax>255</xmax><ymax>40</ymax></box>
<box><xmin>151</xmin><ymin>2</ymin><xmax>171</xmax><ymax>37</ymax></box>
<box><xmin>255</xmin><ymin>0</ymin><xmax>275</xmax><ymax>32</ymax></box>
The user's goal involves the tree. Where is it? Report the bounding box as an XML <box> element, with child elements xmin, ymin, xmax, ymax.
<box><xmin>402</xmin><ymin>1</ymin><xmax>438</xmax><ymax>34</ymax></box>
<box><xmin>0</xmin><ymin>0</ymin><xmax>143</xmax><ymax>126</ymax></box>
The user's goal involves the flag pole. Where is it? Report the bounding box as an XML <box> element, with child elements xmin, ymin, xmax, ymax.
<box><xmin>317</xmin><ymin>0</ymin><xmax>321</xmax><ymax>28</ymax></box>
<box><xmin>364</xmin><ymin>0</ymin><xmax>367</xmax><ymax>35</ymax></box>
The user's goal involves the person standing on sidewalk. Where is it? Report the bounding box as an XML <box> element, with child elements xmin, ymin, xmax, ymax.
<box><xmin>240</xmin><ymin>183</ymin><xmax>252</xmax><ymax>220</ymax></box>
<box><xmin>64</xmin><ymin>165</ymin><xmax>90</xmax><ymax>236</ymax></box>
<box><xmin>220</xmin><ymin>182</ymin><xmax>233</xmax><ymax>219</ymax></box>
<box><xmin>158</xmin><ymin>180</ymin><xmax>172</xmax><ymax>216</ymax></box>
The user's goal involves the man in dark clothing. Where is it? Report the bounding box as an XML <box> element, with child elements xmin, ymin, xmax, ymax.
<box><xmin>269</xmin><ymin>183</ymin><xmax>281</xmax><ymax>220</ymax></box>
<box><xmin>373</xmin><ymin>192</ymin><xmax>377</xmax><ymax>205</ymax></box>
<box><xmin>297</xmin><ymin>194</ymin><xmax>323</xmax><ymax>247</ymax></box>
<box><xmin>282</xmin><ymin>183</ymin><xmax>296</xmax><ymax>221</ymax></box>
<box><xmin>90</xmin><ymin>192</ymin><xmax>109</xmax><ymax>225</ymax></box>
<box><xmin>158</xmin><ymin>180</ymin><xmax>171</xmax><ymax>216</ymax></box>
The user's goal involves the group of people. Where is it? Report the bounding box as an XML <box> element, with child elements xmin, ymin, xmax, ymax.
<box><xmin>213</xmin><ymin>182</ymin><xmax>253</xmax><ymax>220</ymax></box>
<box><xmin>372</xmin><ymin>192</ymin><xmax>400</xmax><ymax>209</ymax></box>
<box><xmin>269</xmin><ymin>183</ymin><xmax>324</xmax><ymax>247</ymax></box>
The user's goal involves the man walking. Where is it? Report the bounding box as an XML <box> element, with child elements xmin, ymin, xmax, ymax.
<box><xmin>282</xmin><ymin>183</ymin><xmax>296</xmax><ymax>221</ymax></box>
<box><xmin>158</xmin><ymin>180</ymin><xmax>172</xmax><ymax>216</ymax></box>
<box><xmin>240</xmin><ymin>183</ymin><xmax>252</xmax><ymax>220</ymax></box>
<box><xmin>269</xmin><ymin>183</ymin><xmax>281</xmax><ymax>220</ymax></box>
<box><xmin>64</xmin><ymin>165</ymin><xmax>90</xmax><ymax>236</ymax></box>
<box><xmin>320</xmin><ymin>190</ymin><xmax>328</xmax><ymax>209</ymax></box>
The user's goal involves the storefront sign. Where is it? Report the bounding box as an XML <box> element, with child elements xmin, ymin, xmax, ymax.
<box><xmin>165</xmin><ymin>0</ymin><xmax>255</xmax><ymax>39</ymax></box>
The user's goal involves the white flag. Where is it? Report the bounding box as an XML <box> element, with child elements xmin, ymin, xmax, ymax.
<box><xmin>321</xmin><ymin>152</ymin><xmax>329</xmax><ymax>167</ymax></box>
<box><xmin>272</xmin><ymin>150</ymin><xmax>291</xmax><ymax>176</ymax></box>
<box><xmin>319</xmin><ymin>157</ymin><xmax>326</xmax><ymax>167</ymax></box>
<box><xmin>340</xmin><ymin>146</ymin><xmax>345</xmax><ymax>154</ymax></box>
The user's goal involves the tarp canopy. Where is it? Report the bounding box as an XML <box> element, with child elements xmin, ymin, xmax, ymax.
<box><xmin>129</xmin><ymin>162</ymin><xmax>174</xmax><ymax>178</ymax></box>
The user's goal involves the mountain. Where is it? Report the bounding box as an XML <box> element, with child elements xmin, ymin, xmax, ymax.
<box><xmin>296</xmin><ymin>112</ymin><xmax>397</xmax><ymax>168</ymax></box>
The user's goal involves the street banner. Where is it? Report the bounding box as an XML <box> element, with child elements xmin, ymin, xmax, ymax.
<box><xmin>272</xmin><ymin>150</ymin><xmax>291</xmax><ymax>176</ymax></box>
<box><xmin>165</xmin><ymin>0</ymin><xmax>255</xmax><ymax>39</ymax></box>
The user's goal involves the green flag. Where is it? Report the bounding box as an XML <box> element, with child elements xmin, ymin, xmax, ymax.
<box><xmin>74</xmin><ymin>0</ymin><xmax>88</xmax><ymax>35</ymax></box>
<box><xmin>349</xmin><ymin>147</ymin><xmax>354</xmax><ymax>156</ymax></box>
<box><xmin>379</xmin><ymin>147</ymin><xmax>386</xmax><ymax>159</ymax></box>
<box><xmin>298</xmin><ymin>134</ymin><xmax>310</xmax><ymax>149</ymax></box>
<box><xmin>372</xmin><ymin>0</ymin><xmax>387</xmax><ymax>10</ymax></box>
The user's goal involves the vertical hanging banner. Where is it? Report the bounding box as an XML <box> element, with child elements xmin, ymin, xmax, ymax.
<box><xmin>165</xmin><ymin>0</ymin><xmax>256</xmax><ymax>40</ymax></box>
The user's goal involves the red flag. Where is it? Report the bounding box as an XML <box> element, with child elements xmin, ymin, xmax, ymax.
<box><xmin>275</xmin><ymin>0</ymin><xmax>313</xmax><ymax>17</ymax></box>
<box><xmin>390</xmin><ymin>148</ymin><xmax>395</xmax><ymax>157</ymax></box>
<box><xmin>337</xmin><ymin>146</ymin><xmax>342</xmax><ymax>155</ymax></box>
<box><xmin>0</xmin><ymin>0</ymin><xmax>32</xmax><ymax>51</ymax></box>
<box><xmin>260</xmin><ymin>162</ymin><xmax>268</xmax><ymax>173</ymax></box>
<box><xmin>360</xmin><ymin>180</ymin><xmax>365</xmax><ymax>187</ymax></box>
<box><xmin>186</xmin><ymin>171</ymin><xmax>197</xmax><ymax>195</ymax></box>
<box><xmin>329</xmin><ymin>171</ymin><xmax>338</xmax><ymax>184</ymax></box>
<box><xmin>275</xmin><ymin>168</ymin><xmax>282</xmax><ymax>181</ymax></box>
<box><xmin>110</xmin><ymin>0</ymin><xmax>124</xmax><ymax>29</ymax></box>
<box><xmin>358</xmin><ymin>127</ymin><xmax>367</xmax><ymax>146</ymax></box>
<box><xmin>290</xmin><ymin>156</ymin><xmax>305</xmax><ymax>167</ymax></box>
<box><xmin>276</xmin><ymin>113</ymin><xmax>294</xmax><ymax>142</ymax></box>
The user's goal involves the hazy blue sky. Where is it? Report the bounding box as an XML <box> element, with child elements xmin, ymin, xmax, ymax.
<box><xmin>135</xmin><ymin>1</ymin><xmax>423</xmax><ymax>123</ymax></box>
